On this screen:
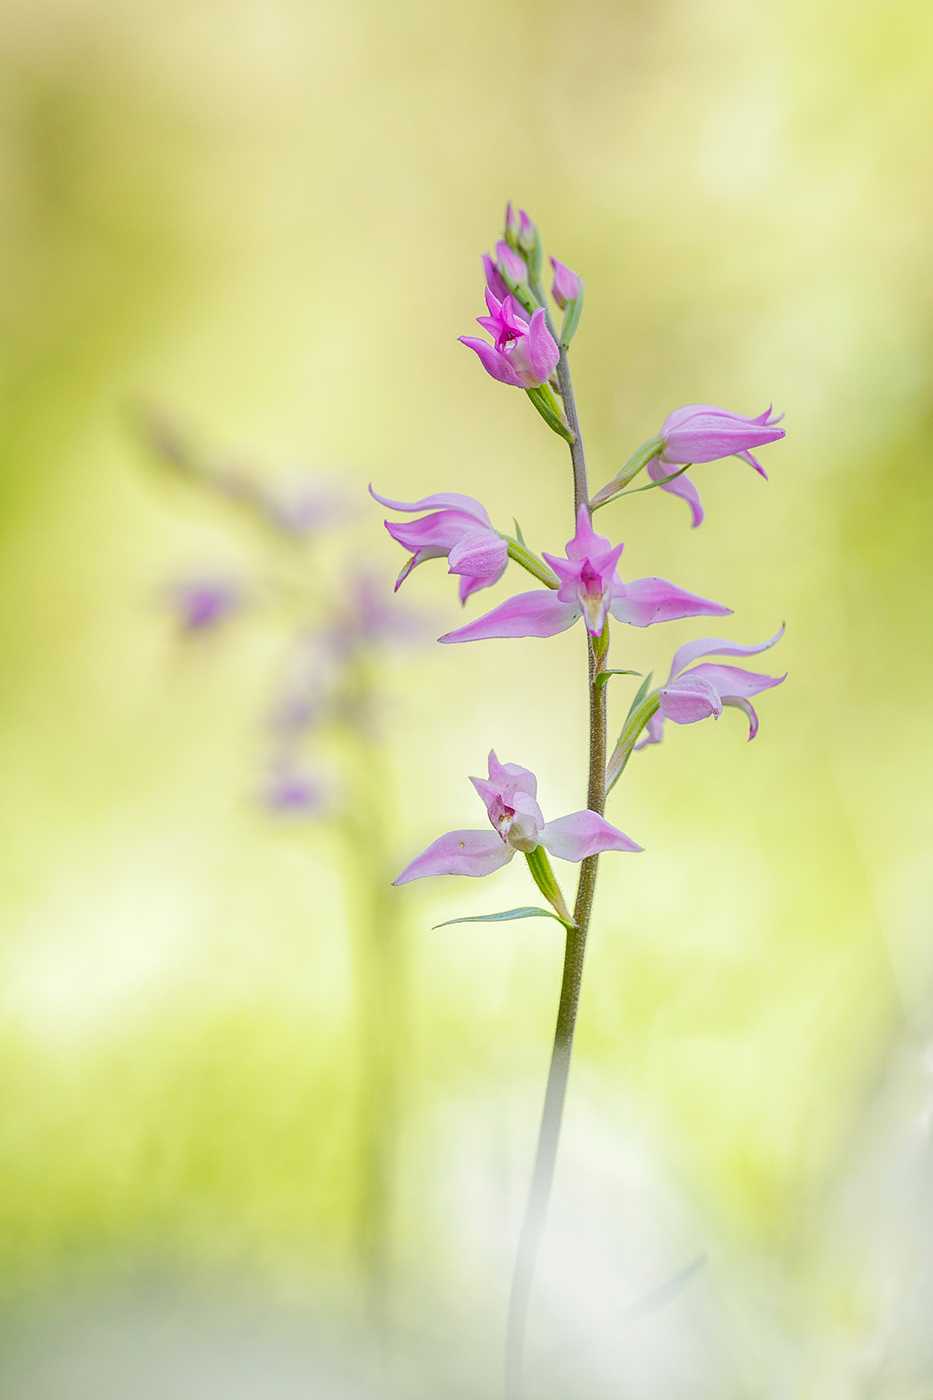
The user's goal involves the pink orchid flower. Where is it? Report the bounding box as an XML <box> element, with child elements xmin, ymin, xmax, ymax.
<box><xmin>549</xmin><ymin>257</ymin><xmax>581</xmax><ymax>309</ymax></box>
<box><xmin>393</xmin><ymin>751</ymin><xmax>641</xmax><ymax>884</ymax></box>
<box><xmin>439</xmin><ymin>504</ymin><xmax>730</xmax><ymax>644</ymax></box>
<box><xmin>370</xmin><ymin>485</ymin><xmax>508</xmax><ymax>603</ymax></box>
<box><xmin>638</xmin><ymin>627</ymin><xmax>786</xmax><ymax>748</ymax></box>
<box><xmin>648</xmin><ymin>404</ymin><xmax>786</xmax><ymax>528</ymax></box>
<box><xmin>482</xmin><ymin>243</ymin><xmax>530</xmax><ymax>309</ymax></box>
<box><xmin>459</xmin><ymin>288</ymin><xmax>559</xmax><ymax>390</ymax></box>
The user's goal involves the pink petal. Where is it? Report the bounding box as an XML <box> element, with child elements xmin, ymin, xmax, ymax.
<box><xmin>540</xmin><ymin>810</ymin><xmax>642</xmax><ymax>861</ymax></box>
<box><xmin>393</xmin><ymin>829</ymin><xmax>514</xmax><ymax>884</ymax></box>
<box><xmin>659</xmin><ymin>405</ymin><xmax>786</xmax><ymax>466</ymax></box>
<box><xmin>658</xmin><ymin>673</ymin><xmax>723</xmax><ymax>724</ymax></box>
<box><xmin>524</xmin><ymin>307</ymin><xmax>560</xmax><ymax>385</ymax></box>
<box><xmin>688</xmin><ymin>662</ymin><xmax>787</xmax><ymax>699</ymax></box>
<box><xmin>734</xmin><ymin>448</ymin><xmax>768</xmax><ymax>479</ymax></box>
<box><xmin>634</xmin><ymin>713</ymin><xmax>665</xmax><ymax>750</ymax></box>
<box><xmin>666</xmin><ymin>625</ymin><xmax>785</xmax><ymax>683</ymax></box>
<box><xmin>369</xmin><ymin>485</ymin><xmax>492</xmax><ymax>525</ymax></box>
<box><xmin>447</xmin><ymin>528</ymin><xmax>508</xmax><ymax>580</ymax></box>
<box><xmin>496</xmin><ymin>240</ymin><xmax>527</xmax><ymax>283</ymax></box>
<box><xmin>647</xmin><ymin>458</ymin><xmax>705</xmax><ymax>529</ymax></box>
<box><xmin>722</xmin><ymin>695</ymin><xmax>760</xmax><ymax>739</ymax></box>
<box><xmin>458</xmin><ymin>336</ymin><xmax>526</xmax><ymax>388</ymax></box>
<box><xmin>483</xmin><ymin>252</ymin><xmax>511</xmax><ymax>303</ymax></box>
<box><xmin>385</xmin><ymin>511</ymin><xmax>486</xmax><ymax>553</ymax></box>
<box><xmin>439</xmin><ymin>590</ymin><xmax>580</xmax><ymax>643</ymax></box>
<box><xmin>563</xmin><ymin>502</ymin><xmax>614</xmax><ymax>561</ymax></box>
<box><xmin>609</xmin><ymin>579</ymin><xmax>732</xmax><ymax>628</ymax></box>
<box><xmin>486</xmin><ymin>751</ymin><xmax>538</xmax><ymax>798</ymax></box>
<box><xmin>458</xmin><ymin>570</ymin><xmax>505</xmax><ymax>603</ymax></box>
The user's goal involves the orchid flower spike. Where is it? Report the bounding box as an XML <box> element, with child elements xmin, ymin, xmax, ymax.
<box><xmin>459</xmin><ymin>288</ymin><xmax>559</xmax><ymax>390</ymax></box>
<box><xmin>638</xmin><ymin>627</ymin><xmax>786</xmax><ymax>748</ymax></box>
<box><xmin>393</xmin><ymin>750</ymin><xmax>641</xmax><ymax>884</ymax></box>
<box><xmin>440</xmin><ymin>504</ymin><xmax>730</xmax><ymax>644</ymax></box>
<box><xmin>370</xmin><ymin>485</ymin><xmax>507</xmax><ymax>603</ymax></box>
<box><xmin>648</xmin><ymin>404</ymin><xmax>786</xmax><ymax>528</ymax></box>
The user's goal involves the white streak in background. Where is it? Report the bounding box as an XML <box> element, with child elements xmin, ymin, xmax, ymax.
<box><xmin>813</xmin><ymin>1031</ymin><xmax>933</xmax><ymax>1398</ymax></box>
<box><xmin>417</xmin><ymin>1074</ymin><xmax>782</xmax><ymax>1399</ymax></box>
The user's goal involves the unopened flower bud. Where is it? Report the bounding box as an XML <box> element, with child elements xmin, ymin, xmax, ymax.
<box><xmin>497</xmin><ymin>240</ymin><xmax>527</xmax><ymax>285</ymax></box>
<box><xmin>549</xmin><ymin>257</ymin><xmax>580</xmax><ymax>310</ymax></box>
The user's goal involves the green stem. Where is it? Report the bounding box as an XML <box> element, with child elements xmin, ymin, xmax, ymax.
<box><xmin>504</xmin><ymin>330</ymin><xmax>602</xmax><ymax>1400</ymax></box>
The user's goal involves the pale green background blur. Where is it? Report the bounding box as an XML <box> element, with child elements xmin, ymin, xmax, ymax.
<box><xmin>1</xmin><ymin>0</ymin><xmax>933</xmax><ymax>1395</ymax></box>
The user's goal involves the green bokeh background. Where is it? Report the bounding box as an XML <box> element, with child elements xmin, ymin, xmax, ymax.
<box><xmin>1</xmin><ymin>0</ymin><xmax>932</xmax><ymax>1394</ymax></box>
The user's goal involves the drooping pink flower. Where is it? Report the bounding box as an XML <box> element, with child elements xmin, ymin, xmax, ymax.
<box><xmin>439</xmin><ymin>504</ymin><xmax>730</xmax><ymax>644</ymax></box>
<box><xmin>459</xmin><ymin>288</ymin><xmax>559</xmax><ymax>390</ymax></box>
<box><xmin>393</xmin><ymin>750</ymin><xmax>640</xmax><ymax>884</ymax></box>
<box><xmin>648</xmin><ymin>404</ymin><xmax>786</xmax><ymax>528</ymax></box>
<box><xmin>549</xmin><ymin>257</ymin><xmax>580</xmax><ymax>309</ymax></box>
<box><xmin>370</xmin><ymin>485</ymin><xmax>507</xmax><ymax>603</ymax></box>
<box><xmin>637</xmin><ymin>627</ymin><xmax>786</xmax><ymax>748</ymax></box>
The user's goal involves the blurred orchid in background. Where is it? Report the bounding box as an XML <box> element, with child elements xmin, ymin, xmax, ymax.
<box><xmin>167</xmin><ymin>575</ymin><xmax>242</xmax><ymax>631</ymax></box>
<box><xmin>140</xmin><ymin>410</ymin><xmax>423</xmax><ymax>1327</ymax></box>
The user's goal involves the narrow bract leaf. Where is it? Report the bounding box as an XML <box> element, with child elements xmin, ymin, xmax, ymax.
<box><xmin>623</xmin><ymin>671</ymin><xmax>654</xmax><ymax>726</ymax></box>
<box><xmin>513</xmin><ymin>518</ymin><xmax>526</xmax><ymax>546</ymax></box>
<box><xmin>594</xmin><ymin>668</ymin><xmax>642</xmax><ymax>691</ymax></box>
<box><xmin>433</xmin><ymin>906</ymin><xmax>567</xmax><ymax>929</ymax></box>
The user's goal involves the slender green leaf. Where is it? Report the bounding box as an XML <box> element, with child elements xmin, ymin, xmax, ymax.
<box><xmin>433</xmin><ymin>906</ymin><xmax>568</xmax><ymax>930</ymax></box>
<box><xmin>594</xmin><ymin>668</ymin><xmax>642</xmax><ymax>691</ymax></box>
<box><xmin>622</xmin><ymin>671</ymin><xmax>654</xmax><ymax>726</ymax></box>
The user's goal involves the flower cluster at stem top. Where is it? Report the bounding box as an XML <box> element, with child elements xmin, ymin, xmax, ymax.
<box><xmin>374</xmin><ymin>203</ymin><xmax>786</xmax><ymax>890</ymax></box>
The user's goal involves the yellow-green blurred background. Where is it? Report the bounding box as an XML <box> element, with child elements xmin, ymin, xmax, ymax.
<box><xmin>2</xmin><ymin>0</ymin><xmax>933</xmax><ymax>1394</ymax></box>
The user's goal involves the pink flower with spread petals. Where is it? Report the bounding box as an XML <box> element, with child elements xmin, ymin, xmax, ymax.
<box><xmin>393</xmin><ymin>751</ymin><xmax>641</xmax><ymax>884</ymax></box>
<box><xmin>439</xmin><ymin>505</ymin><xmax>730</xmax><ymax>644</ymax></box>
<box><xmin>638</xmin><ymin>627</ymin><xmax>786</xmax><ymax>748</ymax></box>
<box><xmin>649</xmin><ymin>404</ymin><xmax>786</xmax><ymax>528</ymax></box>
<box><xmin>549</xmin><ymin>257</ymin><xmax>580</xmax><ymax>309</ymax></box>
<box><xmin>459</xmin><ymin>289</ymin><xmax>559</xmax><ymax>390</ymax></box>
<box><xmin>370</xmin><ymin>485</ymin><xmax>508</xmax><ymax>603</ymax></box>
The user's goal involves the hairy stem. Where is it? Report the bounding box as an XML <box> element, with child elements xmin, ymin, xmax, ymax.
<box><xmin>504</xmin><ymin>347</ymin><xmax>604</xmax><ymax>1399</ymax></box>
